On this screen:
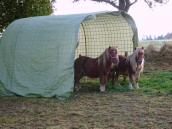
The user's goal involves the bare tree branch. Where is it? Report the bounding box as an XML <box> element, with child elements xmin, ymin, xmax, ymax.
<box><xmin>155</xmin><ymin>0</ymin><xmax>169</xmax><ymax>4</ymax></box>
<box><xmin>73</xmin><ymin>0</ymin><xmax>169</xmax><ymax>12</ymax></box>
<box><xmin>129</xmin><ymin>0</ymin><xmax>138</xmax><ymax>6</ymax></box>
<box><xmin>123</xmin><ymin>0</ymin><xmax>138</xmax><ymax>12</ymax></box>
<box><xmin>73</xmin><ymin>0</ymin><xmax>119</xmax><ymax>9</ymax></box>
<box><xmin>144</xmin><ymin>0</ymin><xmax>169</xmax><ymax>8</ymax></box>
<box><xmin>144</xmin><ymin>0</ymin><xmax>153</xmax><ymax>7</ymax></box>
<box><xmin>91</xmin><ymin>0</ymin><xmax>119</xmax><ymax>8</ymax></box>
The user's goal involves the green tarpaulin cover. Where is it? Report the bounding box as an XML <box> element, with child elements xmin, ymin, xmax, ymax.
<box><xmin>0</xmin><ymin>11</ymin><xmax>138</xmax><ymax>98</ymax></box>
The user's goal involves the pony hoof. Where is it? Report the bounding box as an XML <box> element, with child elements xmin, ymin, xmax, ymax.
<box><xmin>135</xmin><ymin>84</ymin><xmax>140</xmax><ymax>89</ymax></box>
<box><xmin>100</xmin><ymin>85</ymin><xmax>105</xmax><ymax>92</ymax></box>
<box><xmin>135</xmin><ymin>86</ymin><xmax>140</xmax><ymax>89</ymax></box>
<box><xmin>128</xmin><ymin>85</ymin><xmax>134</xmax><ymax>90</ymax></box>
<box><xmin>74</xmin><ymin>85</ymin><xmax>80</xmax><ymax>92</ymax></box>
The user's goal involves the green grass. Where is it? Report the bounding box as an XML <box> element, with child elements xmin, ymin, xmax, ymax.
<box><xmin>138</xmin><ymin>71</ymin><xmax>172</xmax><ymax>95</ymax></box>
<box><xmin>82</xmin><ymin>71</ymin><xmax>172</xmax><ymax>95</ymax></box>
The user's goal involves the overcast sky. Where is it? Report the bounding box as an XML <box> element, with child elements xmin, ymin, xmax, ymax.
<box><xmin>54</xmin><ymin>0</ymin><xmax>172</xmax><ymax>39</ymax></box>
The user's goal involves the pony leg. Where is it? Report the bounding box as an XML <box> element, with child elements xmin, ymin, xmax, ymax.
<box><xmin>128</xmin><ymin>82</ymin><xmax>133</xmax><ymax>90</ymax></box>
<box><xmin>114</xmin><ymin>73</ymin><xmax>120</xmax><ymax>86</ymax></box>
<box><xmin>128</xmin><ymin>74</ymin><xmax>135</xmax><ymax>90</ymax></box>
<box><xmin>111</xmin><ymin>70</ymin><xmax>115</xmax><ymax>86</ymax></box>
<box><xmin>131</xmin><ymin>73</ymin><xmax>140</xmax><ymax>89</ymax></box>
<box><xmin>123</xmin><ymin>75</ymin><xmax>127</xmax><ymax>82</ymax></box>
<box><xmin>135</xmin><ymin>76</ymin><xmax>139</xmax><ymax>89</ymax></box>
<box><xmin>99</xmin><ymin>76</ymin><xmax>107</xmax><ymax>92</ymax></box>
<box><xmin>74</xmin><ymin>82</ymin><xmax>81</xmax><ymax>92</ymax></box>
<box><xmin>135</xmin><ymin>71</ymin><xmax>141</xmax><ymax>89</ymax></box>
<box><xmin>74</xmin><ymin>74</ymin><xmax>83</xmax><ymax>92</ymax></box>
<box><xmin>133</xmin><ymin>78</ymin><xmax>139</xmax><ymax>89</ymax></box>
<box><xmin>108</xmin><ymin>68</ymin><xmax>115</xmax><ymax>86</ymax></box>
<box><xmin>135</xmin><ymin>83</ymin><xmax>139</xmax><ymax>89</ymax></box>
<box><xmin>100</xmin><ymin>84</ymin><xmax>106</xmax><ymax>92</ymax></box>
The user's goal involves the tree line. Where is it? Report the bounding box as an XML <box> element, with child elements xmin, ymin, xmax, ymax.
<box><xmin>142</xmin><ymin>32</ymin><xmax>172</xmax><ymax>40</ymax></box>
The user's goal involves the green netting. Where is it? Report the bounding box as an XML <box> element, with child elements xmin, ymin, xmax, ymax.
<box><xmin>76</xmin><ymin>11</ymin><xmax>138</xmax><ymax>58</ymax></box>
<box><xmin>0</xmin><ymin>11</ymin><xmax>138</xmax><ymax>98</ymax></box>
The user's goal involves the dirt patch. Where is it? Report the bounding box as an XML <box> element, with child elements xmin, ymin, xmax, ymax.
<box><xmin>0</xmin><ymin>93</ymin><xmax>172</xmax><ymax>129</ymax></box>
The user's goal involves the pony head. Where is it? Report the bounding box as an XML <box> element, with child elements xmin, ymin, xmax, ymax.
<box><xmin>98</xmin><ymin>46</ymin><xmax>119</xmax><ymax>68</ymax></box>
<box><xmin>108</xmin><ymin>46</ymin><xmax>119</xmax><ymax>65</ymax></box>
<box><xmin>135</xmin><ymin>47</ymin><xmax>144</xmax><ymax>65</ymax></box>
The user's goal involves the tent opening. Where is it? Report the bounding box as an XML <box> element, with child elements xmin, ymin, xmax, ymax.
<box><xmin>76</xmin><ymin>13</ymin><xmax>137</xmax><ymax>59</ymax></box>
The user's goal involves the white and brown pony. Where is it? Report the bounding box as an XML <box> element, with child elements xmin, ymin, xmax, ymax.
<box><xmin>74</xmin><ymin>46</ymin><xmax>119</xmax><ymax>92</ymax></box>
<box><xmin>128</xmin><ymin>47</ymin><xmax>144</xmax><ymax>89</ymax></box>
<box><xmin>111</xmin><ymin>47</ymin><xmax>144</xmax><ymax>89</ymax></box>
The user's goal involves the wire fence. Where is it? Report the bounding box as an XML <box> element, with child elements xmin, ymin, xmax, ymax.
<box><xmin>76</xmin><ymin>14</ymin><xmax>134</xmax><ymax>59</ymax></box>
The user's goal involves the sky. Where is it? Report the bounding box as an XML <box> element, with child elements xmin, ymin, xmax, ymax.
<box><xmin>54</xmin><ymin>0</ymin><xmax>172</xmax><ymax>39</ymax></box>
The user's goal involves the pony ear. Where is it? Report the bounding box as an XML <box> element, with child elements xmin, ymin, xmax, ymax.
<box><xmin>142</xmin><ymin>46</ymin><xmax>144</xmax><ymax>49</ymax></box>
<box><xmin>109</xmin><ymin>46</ymin><xmax>111</xmax><ymax>49</ymax></box>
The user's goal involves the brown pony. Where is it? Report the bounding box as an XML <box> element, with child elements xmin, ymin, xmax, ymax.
<box><xmin>110</xmin><ymin>51</ymin><xmax>128</xmax><ymax>86</ymax></box>
<box><xmin>111</xmin><ymin>47</ymin><xmax>144</xmax><ymax>89</ymax></box>
<box><xmin>74</xmin><ymin>46</ymin><xmax>119</xmax><ymax>92</ymax></box>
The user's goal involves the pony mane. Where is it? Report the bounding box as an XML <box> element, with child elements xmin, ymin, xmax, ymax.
<box><xmin>98</xmin><ymin>48</ymin><xmax>109</xmax><ymax>67</ymax></box>
<box><xmin>127</xmin><ymin>47</ymin><xmax>144</xmax><ymax>71</ymax></box>
<box><xmin>128</xmin><ymin>48</ymin><xmax>142</xmax><ymax>60</ymax></box>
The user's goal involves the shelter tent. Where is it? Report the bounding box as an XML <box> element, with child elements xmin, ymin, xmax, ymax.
<box><xmin>0</xmin><ymin>11</ymin><xmax>138</xmax><ymax>98</ymax></box>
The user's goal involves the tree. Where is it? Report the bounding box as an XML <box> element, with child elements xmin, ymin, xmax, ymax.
<box><xmin>0</xmin><ymin>0</ymin><xmax>55</xmax><ymax>32</ymax></box>
<box><xmin>73</xmin><ymin>0</ymin><xmax>169</xmax><ymax>12</ymax></box>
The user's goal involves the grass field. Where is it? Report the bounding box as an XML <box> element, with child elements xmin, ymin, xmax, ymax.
<box><xmin>0</xmin><ymin>70</ymin><xmax>172</xmax><ymax>129</ymax></box>
<box><xmin>80</xmin><ymin>71</ymin><xmax>172</xmax><ymax>97</ymax></box>
<box><xmin>139</xmin><ymin>40</ymin><xmax>172</xmax><ymax>49</ymax></box>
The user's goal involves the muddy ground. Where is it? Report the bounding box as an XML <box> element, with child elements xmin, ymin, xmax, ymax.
<box><xmin>0</xmin><ymin>45</ymin><xmax>172</xmax><ymax>129</ymax></box>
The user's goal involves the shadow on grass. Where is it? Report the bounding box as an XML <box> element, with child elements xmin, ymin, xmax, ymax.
<box><xmin>79</xmin><ymin>79</ymin><xmax>131</xmax><ymax>93</ymax></box>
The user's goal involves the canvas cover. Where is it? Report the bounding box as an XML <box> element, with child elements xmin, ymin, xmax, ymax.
<box><xmin>0</xmin><ymin>11</ymin><xmax>138</xmax><ymax>98</ymax></box>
